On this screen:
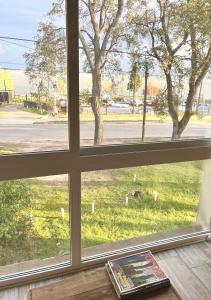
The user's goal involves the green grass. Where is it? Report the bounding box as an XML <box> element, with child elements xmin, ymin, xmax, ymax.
<box><xmin>81</xmin><ymin>162</ymin><xmax>202</xmax><ymax>248</ymax></box>
<box><xmin>16</xmin><ymin>107</ymin><xmax>211</xmax><ymax>124</ymax></box>
<box><xmin>0</xmin><ymin>161</ymin><xmax>203</xmax><ymax>266</ymax></box>
<box><xmin>0</xmin><ymin>150</ymin><xmax>16</xmax><ymax>154</ymax></box>
<box><xmin>21</xmin><ymin>107</ymin><xmax>48</xmax><ymax>115</ymax></box>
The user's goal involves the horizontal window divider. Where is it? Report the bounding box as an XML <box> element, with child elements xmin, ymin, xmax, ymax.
<box><xmin>0</xmin><ymin>231</ymin><xmax>208</xmax><ymax>290</ymax></box>
<box><xmin>80</xmin><ymin>145</ymin><xmax>211</xmax><ymax>171</ymax></box>
<box><xmin>0</xmin><ymin>143</ymin><xmax>211</xmax><ymax>179</ymax></box>
<box><xmin>80</xmin><ymin>138</ymin><xmax>211</xmax><ymax>156</ymax></box>
<box><xmin>0</xmin><ymin>151</ymin><xmax>77</xmax><ymax>181</ymax></box>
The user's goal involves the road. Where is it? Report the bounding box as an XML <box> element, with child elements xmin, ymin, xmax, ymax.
<box><xmin>0</xmin><ymin>122</ymin><xmax>210</xmax><ymax>142</ymax></box>
<box><xmin>0</xmin><ymin>105</ymin><xmax>210</xmax><ymax>151</ymax></box>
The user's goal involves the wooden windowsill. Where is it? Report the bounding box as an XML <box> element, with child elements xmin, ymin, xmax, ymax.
<box><xmin>27</xmin><ymin>241</ymin><xmax>211</xmax><ymax>300</ymax></box>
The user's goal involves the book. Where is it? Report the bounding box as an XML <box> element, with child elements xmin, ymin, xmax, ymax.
<box><xmin>106</xmin><ymin>250</ymin><xmax>170</xmax><ymax>299</ymax></box>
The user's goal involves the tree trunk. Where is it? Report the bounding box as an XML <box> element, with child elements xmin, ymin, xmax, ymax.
<box><xmin>91</xmin><ymin>68</ymin><xmax>103</xmax><ymax>145</ymax></box>
<box><xmin>171</xmin><ymin>120</ymin><xmax>181</xmax><ymax>140</ymax></box>
<box><xmin>165</xmin><ymin>73</ymin><xmax>178</xmax><ymax>139</ymax></box>
<box><xmin>172</xmin><ymin>83</ymin><xmax>197</xmax><ymax>140</ymax></box>
<box><xmin>174</xmin><ymin>79</ymin><xmax>197</xmax><ymax>139</ymax></box>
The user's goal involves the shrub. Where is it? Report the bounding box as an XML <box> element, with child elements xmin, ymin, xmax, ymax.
<box><xmin>0</xmin><ymin>180</ymin><xmax>32</xmax><ymax>248</ymax></box>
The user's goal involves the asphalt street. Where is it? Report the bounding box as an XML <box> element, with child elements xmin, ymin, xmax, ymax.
<box><xmin>0</xmin><ymin>122</ymin><xmax>210</xmax><ymax>142</ymax></box>
<box><xmin>0</xmin><ymin>105</ymin><xmax>210</xmax><ymax>150</ymax></box>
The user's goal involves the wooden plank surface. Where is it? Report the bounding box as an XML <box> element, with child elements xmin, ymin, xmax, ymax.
<box><xmin>2</xmin><ymin>242</ymin><xmax>211</xmax><ymax>300</ymax></box>
<box><xmin>158</xmin><ymin>256</ymin><xmax>211</xmax><ymax>300</ymax></box>
<box><xmin>28</xmin><ymin>267</ymin><xmax>179</xmax><ymax>300</ymax></box>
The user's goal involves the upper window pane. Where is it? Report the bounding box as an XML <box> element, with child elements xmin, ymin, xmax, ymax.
<box><xmin>0</xmin><ymin>1</ymin><xmax>68</xmax><ymax>153</ymax></box>
<box><xmin>79</xmin><ymin>0</ymin><xmax>211</xmax><ymax>146</ymax></box>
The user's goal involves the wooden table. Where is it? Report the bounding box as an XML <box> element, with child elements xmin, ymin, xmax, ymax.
<box><xmin>27</xmin><ymin>267</ymin><xmax>180</xmax><ymax>300</ymax></box>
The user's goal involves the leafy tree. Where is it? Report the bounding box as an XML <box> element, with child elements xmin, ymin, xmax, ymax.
<box><xmin>128</xmin><ymin>62</ymin><xmax>142</xmax><ymax>113</ymax></box>
<box><xmin>80</xmin><ymin>89</ymin><xmax>92</xmax><ymax>107</ymax></box>
<box><xmin>130</xmin><ymin>0</ymin><xmax>211</xmax><ymax>139</ymax></box>
<box><xmin>153</xmin><ymin>89</ymin><xmax>168</xmax><ymax>118</ymax></box>
<box><xmin>0</xmin><ymin>181</ymin><xmax>32</xmax><ymax>249</ymax></box>
<box><xmin>24</xmin><ymin>22</ymin><xmax>66</xmax><ymax>115</ymax></box>
<box><xmin>48</xmin><ymin>0</ymin><xmax>125</xmax><ymax>144</ymax></box>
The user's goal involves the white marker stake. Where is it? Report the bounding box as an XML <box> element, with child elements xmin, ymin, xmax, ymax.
<box><xmin>92</xmin><ymin>202</ymin><xmax>95</xmax><ymax>213</ymax></box>
<box><xmin>29</xmin><ymin>213</ymin><xmax>33</xmax><ymax>222</ymax></box>
<box><xmin>154</xmin><ymin>191</ymin><xmax>158</xmax><ymax>201</ymax></box>
<box><xmin>133</xmin><ymin>174</ymin><xmax>137</xmax><ymax>182</ymax></box>
<box><xmin>61</xmin><ymin>208</ymin><xmax>65</xmax><ymax>219</ymax></box>
<box><xmin>125</xmin><ymin>196</ymin><xmax>129</xmax><ymax>206</ymax></box>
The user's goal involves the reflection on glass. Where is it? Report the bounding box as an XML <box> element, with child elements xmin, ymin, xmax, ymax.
<box><xmin>0</xmin><ymin>175</ymin><xmax>70</xmax><ymax>276</ymax></box>
<box><xmin>82</xmin><ymin>161</ymin><xmax>207</xmax><ymax>257</ymax></box>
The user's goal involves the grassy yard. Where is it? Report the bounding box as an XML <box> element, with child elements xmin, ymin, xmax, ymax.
<box><xmin>19</xmin><ymin>105</ymin><xmax>211</xmax><ymax>124</ymax></box>
<box><xmin>0</xmin><ymin>161</ymin><xmax>203</xmax><ymax>266</ymax></box>
<box><xmin>81</xmin><ymin>162</ymin><xmax>202</xmax><ymax>247</ymax></box>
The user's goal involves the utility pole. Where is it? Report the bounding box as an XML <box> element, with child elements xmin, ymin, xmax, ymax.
<box><xmin>142</xmin><ymin>59</ymin><xmax>149</xmax><ymax>142</ymax></box>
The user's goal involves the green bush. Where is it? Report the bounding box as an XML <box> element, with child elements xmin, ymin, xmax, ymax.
<box><xmin>0</xmin><ymin>180</ymin><xmax>32</xmax><ymax>248</ymax></box>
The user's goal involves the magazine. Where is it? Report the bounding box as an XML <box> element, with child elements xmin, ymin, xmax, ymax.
<box><xmin>106</xmin><ymin>250</ymin><xmax>170</xmax><ymax>299</ymax></box>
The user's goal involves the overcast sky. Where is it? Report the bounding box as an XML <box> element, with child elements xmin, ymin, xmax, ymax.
<box><xmin>0</xmin><ymin>0</ymin><xmax>53</xmax><ymax>69</ymax></box>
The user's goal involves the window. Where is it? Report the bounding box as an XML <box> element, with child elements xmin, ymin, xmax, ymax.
<box><xmin>0</xmin><ymin>0</ymin><xmax>211</xmax><ymax>289</ymax></box>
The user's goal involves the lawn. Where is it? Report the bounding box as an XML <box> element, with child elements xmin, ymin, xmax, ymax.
<box><xmin>20</xmin><ymin>105</ymin><xmax>211</xmax><ymax>124</ymax></box>
<box><xmin>0</xmin><ymin>161</ymin><xmax>203</xmax><ymax>266</ymax></box>
<box><xmin>81</xmin><ymin>162</ymin><xmax>202</xmax><ymax>247</ymax></box>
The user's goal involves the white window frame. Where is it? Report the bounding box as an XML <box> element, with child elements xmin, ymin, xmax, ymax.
<box><xmin>0</xmin><ymin>0</ymin><xmax>211</xmax><ymax>289</ymax></box>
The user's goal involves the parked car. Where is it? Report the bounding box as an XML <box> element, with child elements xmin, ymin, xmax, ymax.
<box><xmin>112</xmin><ymin>102</ymin><xmax>130</xmax><ymax>108</ymax></box>
<box><xmin>102</xmin><ymin>98</ymin><xmax>114</xmax><ymax>106</ymax></box>
<box><xmin>122</xmin><ymin>99</ymin><xmax>132</xmax><ymax>105</ymax></box>
<box><xmin>197</xmin><ymin>104</ymin><xmax>211</xmax><ymax>114</ymax></box>
<box><xmin>121</xmin><ymin>99</ymin><xmax>142</xmax><ymax>107</ymax></box>
<box><xmin>131</xmin><ymin>99</ymin><xmax>142</xmax><ymax>107</ymax></box>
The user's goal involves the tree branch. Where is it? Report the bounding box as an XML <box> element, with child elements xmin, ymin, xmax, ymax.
<box><xmin>79</xmin><ymin>30</ymin><xmax>94</xmax><ymax>72</ymax></box>
<box><xmin>195</xmin><ymin>44</ymin><xmax>211</xmax><ymax>88</ymax></box>
<box><xmin>100</xmin><ymin>0</ymin><xmax>124</xmax><ymax>57</ymax></box>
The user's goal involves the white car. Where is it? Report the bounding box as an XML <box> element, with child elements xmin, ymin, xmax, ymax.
<box><xmin>112</xmin><ymin>102</ymin><xmax>130</xmax><ymax>108</ymax></box>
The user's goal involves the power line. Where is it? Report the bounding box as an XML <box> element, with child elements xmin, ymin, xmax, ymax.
<box><xmin>0</xmin><ymin>61</ymin><xmax>25</xmax><ymax>66</ymax></box>
<box><xmin>0</xmin><ymin>35</ymin><xmax>141</xmax><ymax>56</ymax></box>
<box><xmin>0</xmin><ymin>36</ymin><xmax>35</xmax><ymax>43</ymax></box>
<box><xmin>0</xmin><ymin>38</ymin><xmax>33</xmax><ymax>50</ymax></box>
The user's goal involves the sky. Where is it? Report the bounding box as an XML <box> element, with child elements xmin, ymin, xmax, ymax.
<box><xmin>0</xmin><ymin>0</ymin><xmax>54</xmax><ymax>69</ymax></box>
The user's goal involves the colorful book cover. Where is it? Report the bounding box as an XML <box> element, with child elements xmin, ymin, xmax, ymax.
<box><xmin>107</xmin><ymin>250</ymin><xmax>170</xmax><ymax>295</ymax></box>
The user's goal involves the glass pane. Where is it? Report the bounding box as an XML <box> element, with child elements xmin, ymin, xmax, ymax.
<box><xmin>79</xmin><ymin>0</ymin><xmax>211</xmax><ymax>146</ymax></box>
<box><xmin>0</xmin><ymin>1</ymin><xmax>68</xmax><ymax>153</ymax></box>
<box><xmin>82</xmin><ymin>161</ymin><xmax>208</xmax><ymax>257</ymax></box>
<box><xmin>0</xmin><ymin>175</ymin><xmax>70</xmax><ymax>276</ymax></box>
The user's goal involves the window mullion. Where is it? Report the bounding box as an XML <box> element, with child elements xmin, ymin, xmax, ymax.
<box><xmin>66</xmin><ymin>0</ymin><xmax>81</xmax><ymax>266</ymax></box>
<box><xmin>70</xmin><ymin>170</ymin><xmax>81</xmax><ymax>266</ymax></box>
<box><xmin>67</xmin><ymin>0</ymin><xmax>80</xmax><ymax>154</ymax></box>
